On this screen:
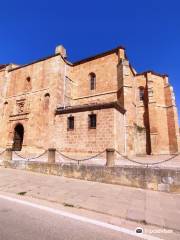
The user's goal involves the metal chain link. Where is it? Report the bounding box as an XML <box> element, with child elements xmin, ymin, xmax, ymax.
<box><xmin>115</xmin><ymin>150</ymin><xmax>180</xmax><ymax>166</ymax></box>
<box><xmin>56</xmin><ymin>150</ymin><xmax>105</xmax><ymax>164</ymax></box>
<box><xmin>143</xmin><ymin>154</ymin><xmax>179</xmax><ymax>166</ymax></box>
<box><xmin>27</xmin><ymin>150</ymin><xmax>47</xmax><ymax>161</ymax></box>
<box><xmin>14</xmin><ymin>150</ymin><xmax>47</xmax><ymax>161</ymax></box>
<box><xmin>14</xmin><ymin>151</ymin><xmax>26</xmax><ymax>159</ymax></box>
<box><xmin>0</xmin><ymin>149</ymin><xmax>6</xmax><ymax>156</ymax></box>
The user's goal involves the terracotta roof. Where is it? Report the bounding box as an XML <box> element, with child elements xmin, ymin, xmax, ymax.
<box><xmin>8</xmin><ymin>45</ymin><xmax>126</xmax><ymax>72</ymax></box>
<box><xmin>73</xmin><ymin>46</ymin><xmax>125</xmax><ymax>65</ymax></box>
<box><xmin>6</xmin><ymin>45</ymin><xmax>167</xmax><ymax>79</ymax></box>
<box><xmin>0</xmin><ymin>64</ymin><xmax>8</xmax><ymax>70</ymax></box>
<box><xmin>8</xmin><ymin>54</ymin><xmax>61</xmax><ymax>72</ymax></box>
<box><xmin>136</xmin><ymin>70</ymin><xmax>168</xmax><ymax>78</ymax></box>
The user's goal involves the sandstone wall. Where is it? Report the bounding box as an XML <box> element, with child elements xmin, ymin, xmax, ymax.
<box><xmin>0</xmin><ymin>55</ymin><xmax>65</xmax><ymax>152</ymax></box>
<box><xmin>69</xmin><ymin>50</ymin><xmax>124</xmax><ymax>106</ymax></box>
<box><xmin>54</xmin><ymin>108</ymin><xmax>125</xmax><ymax>154</ymax></box>
<box><xmin>132</xmin><ymin>72</ymin><xmax>180</xmax><ymax>155</ymax></box>
<box><xmin>0</xmin><ymin>45</ymin><xmax>179</xmax><ymax>156</ymax></box>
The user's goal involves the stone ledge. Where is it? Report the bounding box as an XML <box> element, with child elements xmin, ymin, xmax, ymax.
<box><xmin>55</xmin><ymin>101</ymin><xmax>126</xmax><ymax>115</ymax></box>
<box><xmin>2</xmin><ymin>161</ymin><xmax>180</xmax><ymax>193</ymax></box>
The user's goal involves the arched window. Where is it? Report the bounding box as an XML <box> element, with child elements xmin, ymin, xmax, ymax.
<box><xmin>26</xmin><ymin>76</ymin><xmax>31</xmax><ymax>82</ymax></box>
<box><xmin>25</xmin><ymin>76</ymin><xmax>32</xmax><ymax>91</ymax></box>
<box><xmin>3</xmin><ymin>101</ymin><xmax>8</xmax><ymax>116</ymax></box>
<box><xmin>89</xmin><ymin>73</ymin><xmax>96</xmax><ymax>90</ymax></box>
<box><xmin>139</xmin><ymin>87</ymin><xmax>144</xmax><ymax>101</ymax></box>
<box><xmin>44</xmin><ymin>93</ymin><xmax>50</xmax><ymax>110</ymax></box>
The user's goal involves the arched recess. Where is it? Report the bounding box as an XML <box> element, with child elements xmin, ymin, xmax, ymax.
<box><xmin>24</xmin><ymin>76</ymin><xmax>32</xmax><ymax>92</ymax></box>
<box><xmin>12</xmin><ymin>123</ymin><xmax>24</xmax><ymax>151</ymax></box>
<box><xmin>44</xmin><ymin>93</ymin><xmax>50</xmax><ymax>111</ymax></box>
<box><xmin>3</xmin><ymin>101</ymin><xmax>8</xmax><ymax>116</ymax></box>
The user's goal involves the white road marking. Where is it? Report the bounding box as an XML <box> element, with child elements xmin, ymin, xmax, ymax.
<box><xmin>0</xmin><ymin>194</ymin><xmax>163</xmax><ymax>240</ymax></box>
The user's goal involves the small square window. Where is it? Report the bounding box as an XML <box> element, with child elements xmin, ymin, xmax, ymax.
<box><xmin>88</xmin><ymin>114</ymin><xmax>96</xmax><ymax>129</ymax></box>
<box><xmin>67</xmin><ymin>116</ymin><xmax>74</xmax><ymax>130</ymax></box>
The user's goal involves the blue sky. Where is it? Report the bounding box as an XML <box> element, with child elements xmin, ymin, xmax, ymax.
<box><xmin>0</xmin><ymin>0</ymin><xmax>180</xmax><ymax>120</ymax></box>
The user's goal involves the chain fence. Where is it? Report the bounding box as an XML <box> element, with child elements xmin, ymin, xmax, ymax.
<box><xmin>0</xmin><ymin>149</ymin><xmax>6</xmax><ymax>163</ymax></box>
<box><xmin>13</xmin><ymin>150</ymin><xmax>48</xmax><ymax>162</ymax></box>
<box><xmin>56</xmin><ymin>150</ymin><xmax>106</xmax><ymax>165</ymax></box>
<box><xmin>0</xmin><ymin>147</ymin><xmax>180</xmax><ymax>168</ymax></box>
<box><xmin>0</xmin><ymin>149</ymin><xmax>6</xmax><ymax>155</ymax></box>
<box><xmin>115</xmin><ymin>150</ymin><xmax>180</xmax><ymax>167</ymax></box>
<box><xmin>55</xmin><ymin>150</ymin><xmax>180</xmax><ymax>167</ymax></box>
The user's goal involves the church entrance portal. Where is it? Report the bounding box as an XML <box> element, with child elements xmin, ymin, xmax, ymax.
<box><xmin>12</xmin><ymin>124</ymin><xmax>24</xmax><ymax>151</ymax></box>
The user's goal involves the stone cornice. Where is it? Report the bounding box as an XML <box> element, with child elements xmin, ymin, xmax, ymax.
<box><xmin>55</xmin><ymin>101</ymin><xmax>126</xmax><ymax>115</ymax></box>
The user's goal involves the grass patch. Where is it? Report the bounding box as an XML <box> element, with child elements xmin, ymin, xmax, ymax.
<box><xmin>139</xmin><ymin>220</ymin><xmax>147</xmax><ymax>225</ymax></box>
<box><xmin>63</xmin><ymin>202</ymin><xmax>74</xmax><ymax>208</ymax></box>
<box><xmin>17</xmin><ymin>191</ymin><xmax>27</xmax><ymax>196</ymax></box>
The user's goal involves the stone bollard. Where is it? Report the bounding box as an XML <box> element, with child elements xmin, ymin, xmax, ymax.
<box><xmin>4</xmin><ymin>148</ymin><xmax>13</xmax><ymax>162</ymax></box>
<box><xmin>106</xmin><ymin>148</ymin><xmax>115</xmax><ymax>167</ymax></box>
<box><xmin>48</xmin><ymin>148</ymin><xmax>56</xmax><ymax>163</ymax></box>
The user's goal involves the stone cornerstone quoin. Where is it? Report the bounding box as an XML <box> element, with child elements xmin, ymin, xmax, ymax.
<box><xmin>0</xmin><ymin>45</ymin><xmax>179</xmax><ymax>155</ymax></box>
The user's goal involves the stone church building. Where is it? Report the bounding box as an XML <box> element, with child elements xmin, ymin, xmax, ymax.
<box><xmin>0</xmin><ymin>45</ymin><xmax>179</xmax><ymax>156</ymax></box>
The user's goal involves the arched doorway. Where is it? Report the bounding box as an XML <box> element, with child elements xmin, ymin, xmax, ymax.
<box><xmin>13</xmin><ymin>124</ymin><xmax>24</xmax><ymax>151</ymax></box>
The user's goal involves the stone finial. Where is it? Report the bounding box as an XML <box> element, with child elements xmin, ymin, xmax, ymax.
<box><xmin>6</xmin><ymin>64</ymin><xmax>20</xmax><ymax>71</ymax></box>
<box><xmin>118</xmin><ymin>48</ymin><xmax>125</xmax><ymax>59</ymax></box>
<box><xmin>55</xmin><ymin>45</ymin><xmax>67</xmax><ymax>58</ymax></box>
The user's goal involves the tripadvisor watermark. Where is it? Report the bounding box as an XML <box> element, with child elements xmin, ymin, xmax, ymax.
<box><xmin>145</xmin><ymin>229</ymin><xmax>173</xmax><ymax>234</ymax></box>
<box><xmin>135</xmin><ymin>227</ymin><xmax>173</xmax><ymax>234</ymax></box>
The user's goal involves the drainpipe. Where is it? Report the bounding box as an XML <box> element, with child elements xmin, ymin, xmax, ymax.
<box><xmin>134</xmin><ymin>76</ymin><xmax>138</xmax><ymax>154</ymax></box>
<box><xmin>124</xmin><ymin>112</ymin><xmax>127</xmax><ymax>156</ymax></box>
<box><xmin>63</xmin><ymin>62</ymin><xmax>67</xmax><ymax>108</ymax></box>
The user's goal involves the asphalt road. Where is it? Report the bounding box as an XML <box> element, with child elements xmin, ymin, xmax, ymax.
<box><xmin>0</xmin><ymin>198</ymin><xmax>140</xmax><ymax>240</ymax></box>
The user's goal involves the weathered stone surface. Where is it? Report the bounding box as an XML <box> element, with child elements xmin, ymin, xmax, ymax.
<box><xmin>3</xmin><ymin>160</ymin><xmax>180</xmax><ymax>193</ymax></box>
